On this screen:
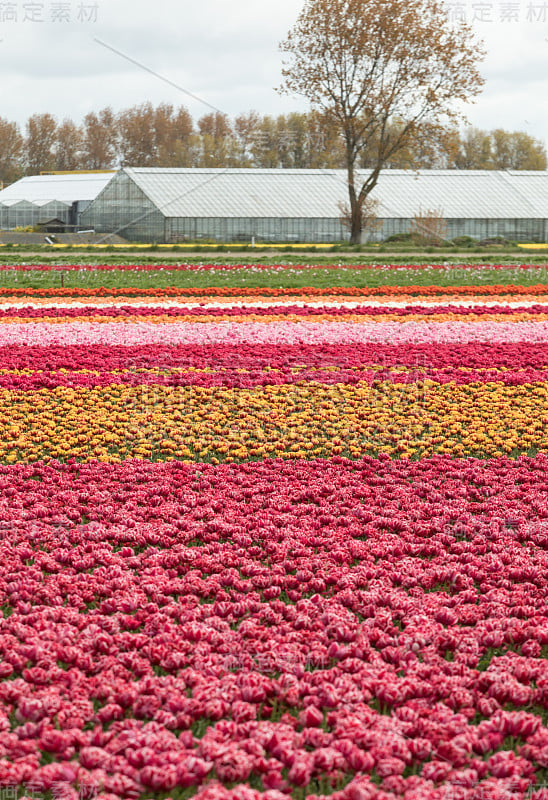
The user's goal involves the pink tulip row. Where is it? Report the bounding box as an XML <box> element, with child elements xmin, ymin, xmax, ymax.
<box><xmin>0</xmin><ymin>455</ymin><xmax>547</xmax><ymax>799</ymax></box>
<box><xmin>4</xmin><ymin>320</ymin><xmax>548</xmax><ymax>347</ymax></box>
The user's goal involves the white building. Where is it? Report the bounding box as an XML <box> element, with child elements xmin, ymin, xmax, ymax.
<box><xmin>13</xmin><ymin>167</ymin><xmax>548</xmax><ymax>243</ymax></box>
<box><xmin>0</xmin><ymin>173</ymin><xmax>115</xmax><ymax>230</ymax></box>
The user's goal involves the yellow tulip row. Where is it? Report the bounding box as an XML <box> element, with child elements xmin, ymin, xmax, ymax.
<box><xmin>1</xmin><ymin>380</ymin><xmax>547</xmax><ymax>463</ymax></box>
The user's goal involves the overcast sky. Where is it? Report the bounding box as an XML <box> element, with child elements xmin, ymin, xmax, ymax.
<box><xmin>1</xmin><ymin>0</ymin><xmax>547</xmax><ymax>147</ymax></box>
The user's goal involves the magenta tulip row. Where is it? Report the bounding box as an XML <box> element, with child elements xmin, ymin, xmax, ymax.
<box><xmin>1</xmin><ymin>304</ymin><xmax>548</xmax><ymax>319</ymax></box>
<box><xmin>2</xmin><ymin>342</ymin><xmax>548</xmax><ymax>370</ymax></box>
<box><xmin>0</xmin><ymin>456</ymin><xmax>546</xmax><ymax>799</ymax></box>
<box><xmin>0</xmin><ymin>342</ymin><xmax>547</xmax><ymax>390</ymax></box>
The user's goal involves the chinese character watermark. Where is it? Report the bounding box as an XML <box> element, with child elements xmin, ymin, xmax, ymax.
<box><xmin>471</xmin><ymin>2</ymin><xmax>495</xmax><ymax>22</ymax></box>
<box><xmin>0</xmin><ymin>786</ymin><xmax>99</xmax><ymax>800</ymax></box>
<box><xmin>443</xmin><ymin>0</ymin><xmax>548</xmax><ymax>22</ymax></box>
<box><xmin>499</xmin><ymin>1</ymin><xmax>521</xmax><ymax>21</ymax></box>
<box><xmin>0</xmin><ymin>2</ymin><xmax>18</xmax><ymax>22</ymax></box>
<box><xmin>444</xmin><ymin>1</ymin><xmax>467</xmax><ymax>21</ymax></box>
<box><xmin>0</xmin><ymin>1</ymin><xmax>98</xmax><ymax>21</ymax></box>
<box><xmin>525</xmin><ymin>1</ymin><xmax>548</xmax><ymax>21</ymax></box>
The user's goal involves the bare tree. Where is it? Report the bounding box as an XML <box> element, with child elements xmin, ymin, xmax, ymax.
<box><xmin>409</xmin><ymin>206</ymin><xmax>449</xmax><ymax>244</ymax></box>
<box><xmin>279</xmin><ymin>0</ymin><xmax>485</xmax><ymax>243</ymax></box>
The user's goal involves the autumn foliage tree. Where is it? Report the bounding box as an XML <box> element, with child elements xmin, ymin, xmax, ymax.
<box><xmin>25</xmin><ymin>113</ymin><xmax>58</xmax><ymax>174</ymax></box>
<box><xmin>81</xmin><ymin>108</ymin><xmax>118</xmax><ymax>169</ymax></box>
<box><xmin>489</xmin><ymin>129</ymin><xmax>547</xmax><ymax>170</ymax></box>
<box><xmin>0</xmin><ymin>118</ymin><xmax>24</xmax><ymax>185</ymax></box>
<box><xmin>278</xmin><ymin>0</ymin><xmax>486</xmax><ymax>243</ymax></box>
<box><xmin>55</xmin><ymin>119</ymin><xmax>83</xmax><ymax>171</ymax></box>
<box><xmin>0</xmin><ymin>108</ymin><xmax>544</xmax><ymax>186</ymax></box>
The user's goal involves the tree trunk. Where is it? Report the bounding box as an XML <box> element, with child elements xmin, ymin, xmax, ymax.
<box><xmin>346</xmin><ymin>161</ymin><xmax>362</xmax><ymax>245</ymax></box>
<box><xmin>349</xmin><ymin>202</ymin><xmax>362</xmax><ymax>244</ymax></box>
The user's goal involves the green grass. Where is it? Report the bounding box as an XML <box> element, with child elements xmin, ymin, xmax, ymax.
<box><xmin>0</xmin><ymin>263</ymin><xmax>548</xmax><ymax>290</ymax></box>
<box><xmin>0</xmin><ymin>247</ymin><xmax>547</xmax><ymax>264</ymax></box>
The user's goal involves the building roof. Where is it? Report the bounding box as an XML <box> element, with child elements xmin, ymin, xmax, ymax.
<box><xmin>120</xmin><ymin>167</ymin><xmax>548</xmax><ymax>220</ymax></box>
<box><xmin>0</xmin><ymin>173</ymin><xmax>115</xmax><ymax>204</ymax></box>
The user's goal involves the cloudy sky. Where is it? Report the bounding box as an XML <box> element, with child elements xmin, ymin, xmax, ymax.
<box><xmin>0</xmin><ymin>0</ymin><xmax>547</xmax><ymax>147</ymax></box>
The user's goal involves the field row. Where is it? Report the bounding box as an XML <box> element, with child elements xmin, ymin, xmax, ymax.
<box><xmin>0</xmin><ymin>266</ymin><xmax>547</xmax><ymax>799</ymax></box>
<box><xmin>0</xmin><ymin>457</ymin><xmax>547</xmax><ymax>799</ymax></box>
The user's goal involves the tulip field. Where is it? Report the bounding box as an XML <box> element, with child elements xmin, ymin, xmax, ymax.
<box><xmin>0</xmin><ymin>262</ymin><xmax>547</xmax><ymax>800</ymax></box>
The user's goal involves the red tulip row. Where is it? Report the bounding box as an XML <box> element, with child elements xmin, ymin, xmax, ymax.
<box><xmin>0</xmin><ymin>342</ymin><xmax>547</xmax><ymax>391</ymax></box>
<box><xmin>2</xmin><ymin>341</ymin><xmax>548</xmax><ymax>370</ymax></box>
<box><xmin>0</xmin><ymin>366</ymin><xmax>546</xmax><ymax>391</ymax></box>
<box><xmin>0</xmin><ymin>456</ymin><xmax>546</xmax><ymax>799</ymax></box>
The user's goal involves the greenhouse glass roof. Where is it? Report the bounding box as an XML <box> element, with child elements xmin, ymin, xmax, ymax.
<box><xmin>0</xmin><ymin>173</ymin><xmax>114</xmax><ymax>204</ymax></box>
<box><xmin>122</xmin><ymin>167</ymin><xmax>548</xmax><ymax>220</ymax></box>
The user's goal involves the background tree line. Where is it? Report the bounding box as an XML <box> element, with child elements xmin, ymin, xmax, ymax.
<box><xmin>0</xmin><ymin>103</ymin><xmax>545</xmax><ymax>186</ymax></box>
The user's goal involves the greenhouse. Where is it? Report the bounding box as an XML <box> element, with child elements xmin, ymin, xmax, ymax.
<box><xmin>0</xmin><ymin>173</ymin><xmax>115</xmax><ymax>230</ymax></box>
<box><xmin>36</xmin><ymin>167</ymin><xmax>548</xmax><ymax>243</ymax></box>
